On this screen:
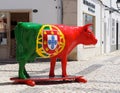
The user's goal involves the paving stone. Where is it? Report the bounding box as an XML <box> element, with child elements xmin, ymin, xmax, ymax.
<box><xmin>0</xmin><ymin>50</ymin><xmax>120</xmax><ymax>93</ymax></box>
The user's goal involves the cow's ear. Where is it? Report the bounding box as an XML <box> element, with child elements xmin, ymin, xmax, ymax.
<box><xmin>83</xmin><ymin>24</ymin><xmax>92</xmax><ymax>31</ymax></box>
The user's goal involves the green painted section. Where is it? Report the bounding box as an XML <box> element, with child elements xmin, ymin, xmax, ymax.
<box><xmin>15</xmin><ymin>22</ymin><xmax>43</xmax><ymax>62</ymax></box>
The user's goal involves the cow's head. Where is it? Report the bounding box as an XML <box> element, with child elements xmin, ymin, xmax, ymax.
<box><xmin>78</xmin><ymin>24</ymin><xmax>97</xmax><ymax>45</ymax></box>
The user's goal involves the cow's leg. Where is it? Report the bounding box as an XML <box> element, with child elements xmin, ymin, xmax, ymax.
<box><xmin>61</xmin><ymin>56</ymin><xmax>67</xmax><ymax>77</ymax></box>
<box><xmin>19</xmin><ymin>61</ymin><xmax>28</xmax><ymax>79</ymax></box>
<box><xmin>49</xmin><ymin>58</ymin><xmax>56</xmax><ymax>77</ymax></box>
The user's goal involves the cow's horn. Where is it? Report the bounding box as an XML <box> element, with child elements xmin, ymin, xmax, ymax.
<box><xmin>84</xmin><ymin>24</ymin><xmax>92</xmax><ymax>28</ymax></box>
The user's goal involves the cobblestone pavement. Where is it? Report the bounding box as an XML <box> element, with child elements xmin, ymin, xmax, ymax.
<box><xmin>0</xmin><ymin>50</ymin><xmax>120</xmax><ymax>93</ymax></box>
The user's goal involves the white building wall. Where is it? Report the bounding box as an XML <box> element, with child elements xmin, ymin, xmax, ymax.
<box><xmin>102</xmin><ymin>0</ymin><xmax>120</xmax><ymax>52</ymax></box>
<box><xmin>101</xmin><ymin>0</ymin><xmax>111</xmax><ymax>53</ymax></box>
<box><xmin>111</xmin><ymin>0</ymin><xmax>120</xmax><ymax>51</ymax></box>
<box><xmin>101</xmin><ymin>0</ymin><xmax>110</xmax><ymax>7</ymax></box>
<box><xmin>77</xmin><ymin>0</ymin><xmax>120</xmax><ymax>60</ymax></box>
<box><xmin>0</xmin><ymin>0</ymin><xmax>61</xmax><ymax>24</ymax></box>
<box><xmin>77</xmin><ymin>0</ymin><xmax>101</xmax><ymax>60</ymax></box>
<box><xmin>111</xmin><ymin>12</ymin><xmax>120</xmax><ymax>51</ymax></box>
<box><xmin>111</xmin><ymin>0</ymin><xmax>117</xmax><ymax>9</ymax></box>
<box><xmin>104</xmin><ymin>11</ymin><xmax>111</xmax><ymax>53</ymax></box>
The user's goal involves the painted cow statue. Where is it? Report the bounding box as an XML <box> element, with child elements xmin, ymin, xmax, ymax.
<box><xmin>14</xmin><ymin>22</ymin><xmax>97</xmax><ymax>79</ymax></box>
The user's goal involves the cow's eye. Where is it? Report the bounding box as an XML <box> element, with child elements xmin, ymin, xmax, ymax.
<box><xmin>88</xmin><ymin>32</ymin><xmax>91</xmax><ymax>34</ymax></box>
<box><xmin>84</xmin><ymin>28</ymin><xmax>88</xmax><ymax>32</ymax></box>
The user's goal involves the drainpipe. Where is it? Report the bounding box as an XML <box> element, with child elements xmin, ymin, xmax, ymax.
<box><xmin>100</xmin><ymin>1</ymin><xmax>103</xmax><ymax>54</ymax></box>
<box><xmin>109</xmin><ymin>0</ymin><xmax>112</xmax><ymax>52</ymax></box>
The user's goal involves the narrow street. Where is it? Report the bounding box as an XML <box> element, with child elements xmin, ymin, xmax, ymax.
<box><xmin>0</xmin><ymin>50</ymin><xmax>120</xmax><ymax>93</ymax></box>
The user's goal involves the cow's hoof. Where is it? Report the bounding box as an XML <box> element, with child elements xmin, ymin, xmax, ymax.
<box><xmin>19</xmin><ymin>75</ymin><xmax>27</xmax><ymax>79</ymax></box>
<box><xmin>62</xmin><ymin>75</ymin><xmax>68</xmax><ymax>77</ymax></box>
<box><xmin>25</xmin><ymin>73</ymin><xmax>30</xmax><ymax>78</ymax></box>
<box><xmin>49</xmin><ymin>74</ymin><xmax>55</xmax><ymax>77</ymax></box>
<box><xmin>75</xmin><ymin>76</ymin><xmax>87</xmax><ymax>83</ymax></box>
<box><xmin>26</xmin><ymin>80</ymin><xmax>35</xmax><ymax>86</ymax></box>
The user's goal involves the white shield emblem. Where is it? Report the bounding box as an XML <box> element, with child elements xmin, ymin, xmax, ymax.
<box><xmin>47</xmin><ymin>35</ymin><xmax>58</xmax><ymax>50</ymax></box>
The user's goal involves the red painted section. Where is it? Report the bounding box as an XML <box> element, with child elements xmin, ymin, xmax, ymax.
<box><xmin>49</xmin><ymin>24</ymin><xmax>97</xmax><ymax>77</ymax></box>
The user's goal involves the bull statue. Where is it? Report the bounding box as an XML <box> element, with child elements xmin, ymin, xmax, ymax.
<box><xmin>14</xmin><ymin>22</ymin><xmax>97</xmax><ymax>79</ymax></box>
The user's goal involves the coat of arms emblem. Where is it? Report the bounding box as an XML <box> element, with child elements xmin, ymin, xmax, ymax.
<box><xmin>36</xmin><ymin>25</ymin><xmax>65</xmax><ymax>58</ymax></box>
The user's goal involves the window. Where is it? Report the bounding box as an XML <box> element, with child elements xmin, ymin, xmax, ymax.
<box><xmin>83</xmin><ymin>13</ymin><xmax>95</xmax><ymax>34</ymax></box>
<box><xmin>111</xmin><ymin>18</ymin><xmax>115</xmax><ymax>45</ymax></box>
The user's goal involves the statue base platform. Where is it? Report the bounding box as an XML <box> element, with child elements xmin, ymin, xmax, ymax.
<box><xmin>10</xmin><ymin>76</ymin><xmax>87</xmax><ymax>86</ymax></box>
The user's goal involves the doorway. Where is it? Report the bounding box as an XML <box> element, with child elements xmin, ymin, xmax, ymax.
<box><xmin>104</xmin><ymin>22</ymin><xmax>107</xmax><ymax>53</ymax></box>
<box><xmin>10</xmin><ymin>12</ymin><xmax>30</xmax><ymax>58</ymax></box>
<box><xmin>116</xmin><ymin>22</ymin><xmax>119</xmax><ymax>50</ymax></box>
<box><xmin>0</xmin><ymin>12</ymin><xmax>9</xmax><ymax>59</ymax></box>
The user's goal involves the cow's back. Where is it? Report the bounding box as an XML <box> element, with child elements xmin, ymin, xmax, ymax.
<box><xmin>15</xmin><ymin>22</ymin><xmax>42</xmax><ymax>62</ymax></box>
